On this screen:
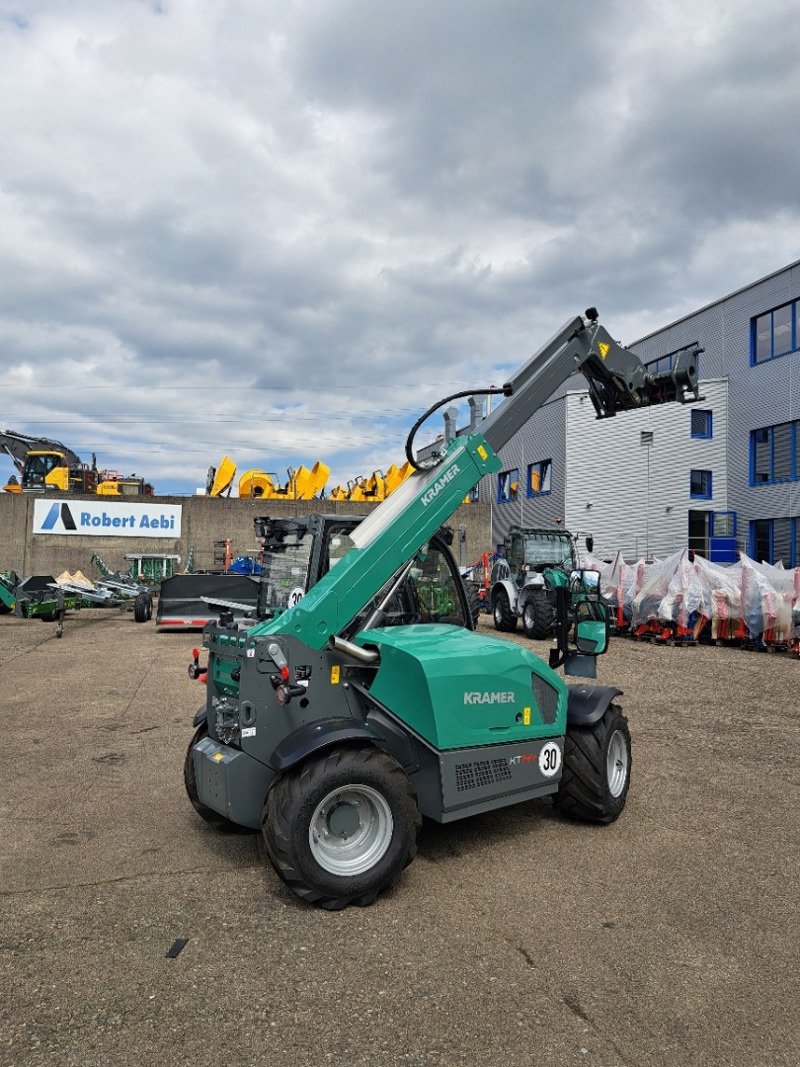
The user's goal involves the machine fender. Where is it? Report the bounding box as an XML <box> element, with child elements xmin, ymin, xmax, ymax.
<box><xmin>192</xmin><ymin>705</ymin><xmax>208</xmax><ymax>728</ymax></box>
<box><xmin>521</xmin><ymin>575</ymin><xmax>546</xmax><ymax>593</ymax></box>
<box><xmin>270</xmin><ymin>717</ymin><xmax>384</xmax><ymax>772</ymax></box>
<box><xmin>491</xmin><ymin>578</ymin><xmax>519</xmax><ymax>611</ymax></box>
<box><xmin>567</xmin><ymin>685</ymin><xmax>623</xmax><ymax>727</ymax></box>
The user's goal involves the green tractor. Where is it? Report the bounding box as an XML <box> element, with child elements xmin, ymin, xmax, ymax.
<box><xmin>490</xmin><ymin>526</ymin><xmax>593</xmax><ymax>639</ymax></box>
<box><xmin>183</xmin><ymin>309</ymin><xmax>702</xmax><ymax>908</ymax></box>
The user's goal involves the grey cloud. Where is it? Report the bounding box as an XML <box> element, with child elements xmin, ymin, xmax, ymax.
<box><xmin>1</xmin><ymin>0</ymin><xmax>798</xmax><ymax>493</ymax></box>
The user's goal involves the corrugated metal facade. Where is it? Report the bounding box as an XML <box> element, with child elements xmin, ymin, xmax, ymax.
<box><xmin>478</xmin><ymin>395</ymin><xmax>567</xmax><ymax>547</ymax></box>
<box><xmin>475</xmin><ymin>261</ymin><xmax>800</xmax><ymax>562</ymax></box>
<box><xmin>564</xmin><ymin>381</ymin><xmax>728</xmax><ymax>559</ymax></box>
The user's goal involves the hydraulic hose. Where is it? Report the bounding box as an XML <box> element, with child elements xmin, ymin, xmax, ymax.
<box><xmin>404</xmin><ymin>387</ymin><xmax>507</xmax><ymax>471</ymax></box>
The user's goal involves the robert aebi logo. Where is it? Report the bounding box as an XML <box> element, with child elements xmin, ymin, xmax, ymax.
<box><xmin>41</xmin><ymin>501</ymin><xmax>77</xmax><ymax>531</ymax></box>
<box><xmin>38</xmin><ymin>501</ymin><xmax>177</xmax><ymax>532</ymax></box>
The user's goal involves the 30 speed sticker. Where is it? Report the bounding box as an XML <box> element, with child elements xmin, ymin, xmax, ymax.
<box><xmin>538</xmin><ymin>741</ymin><xmax>562</xmax><ymax>778</ymax></box>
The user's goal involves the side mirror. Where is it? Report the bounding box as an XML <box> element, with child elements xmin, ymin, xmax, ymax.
<box><xmin>574</xmin><ymin>602</ymin><xmax>609</xmax><ymax>655</ymax></box>
<box><xmin>570</xmin><ymin>568</ymin><xmax>600</xmax><ymax>594</ymax></box>
<box><xmin>585</xmin><ymin>535</ymin><xmax>594</xmax><ymax>554</ymax></box>
<box><xmin>549</xmin><ymin>569</ymin><xmax>609</xmax><ymax>677</ymax></box>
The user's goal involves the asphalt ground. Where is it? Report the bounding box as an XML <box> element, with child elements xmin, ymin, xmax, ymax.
<box><xmin>1</xmin><ymin>607</ymin><xmax>799</xmax><ymax>1067</ymax></box>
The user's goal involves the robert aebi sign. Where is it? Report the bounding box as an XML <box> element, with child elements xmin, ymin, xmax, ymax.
<box><xmin>33</xmin><ymin>499</ymin><xmax>182</xmax><ymax>538</ymax></box>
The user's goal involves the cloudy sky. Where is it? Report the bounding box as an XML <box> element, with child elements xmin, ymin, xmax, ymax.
<box><xmin>2</xmin><ymin>0</ymin><xmax>799</xmax><ymax>496</ymax></box>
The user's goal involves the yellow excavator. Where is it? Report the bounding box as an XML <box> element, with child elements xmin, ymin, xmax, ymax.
<box><xmin>1</xmin><ymin>430</ymin><xmax>154</xmax><ymax>496</ymax></box>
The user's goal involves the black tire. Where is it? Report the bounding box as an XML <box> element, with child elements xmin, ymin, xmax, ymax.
<box><xmin>521</xmin><ymin>591</ymin><xmax>554</xmax><ymax>639</ymax></box>
<box><xmin>133</xmin><ymin>592</ymin><xmax>152</xmax><ymax>623</ymax></box>
<box><xmin>463</xmin><ymin>580</ymin><xmax>482</xmax><ymax>628</ymax></box>
<box><xmin>262</xmin><ymin>746</ymin><xmax>421</xmax><ymax>910</ymax></box>
<box><xmin>492</xmin><ymin>589</ymin><xmax>518</xmax><ymax>632</ymax></box>
<box><xmin>184</xmin><ymin>724</ymin><xmax>241</xmax><ymax>832</ymax></box>
<box><xmin>553</xmin><ymin>704</ymin><xmax>631</xmax><ymax>824</ymax></box>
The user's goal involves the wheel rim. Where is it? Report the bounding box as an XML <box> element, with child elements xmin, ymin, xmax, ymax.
<box><xmin>494</xmin><ymin>597</ymin><xmax>506</xmax><ymax>626</ymax></box>
<box><xmin>606</xmin><ymin>729</ymin><xmax>629</xmax><ymax>797</ymax></box>
<box><xmin>523</xmin><ymin>604</ymin><xmax>534</xmax><ymax>627</ymax></box>
<box><xmin>309</xmin><ymin>785</ymin><xmax>394</xmax><ymax>876</ymax></box>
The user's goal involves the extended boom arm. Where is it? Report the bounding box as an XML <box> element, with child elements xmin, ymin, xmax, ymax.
<box><xmin>471</xmin><ymin>308</ymin><xmax>702</xmax><ymax>457</ymax></box>
<box><xmin>0</xmin><ymin>429</ymin><xmax>83</xmax><ymax>472</ymax></box>
<box><xmin>250</xmin><ymin>310</ymin><xmax>702</xmax><ymax>649</ymax></box>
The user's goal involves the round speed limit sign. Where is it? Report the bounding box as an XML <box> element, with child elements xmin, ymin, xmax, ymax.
<box><xmin>539</xmin><ymin>741</ymin><xmax>562</xmax><ymax>778</ymax></box>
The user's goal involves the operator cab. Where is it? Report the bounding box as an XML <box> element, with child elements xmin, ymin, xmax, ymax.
<box><xmin>23</xmin><ymin>452</ymin><xmax>63</xmax><ymax>490</ymax></box>
<box><xmin>346</xmin><ymin>536</ymin><xmax>470</xmax><ymax>635</ymax></box>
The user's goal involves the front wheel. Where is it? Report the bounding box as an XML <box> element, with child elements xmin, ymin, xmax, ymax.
<box><xmin>262</xmin><ymin>746</ymin><xmax>421</xmax><ymax>909</ymax></box>
<box><xmin>553</xmin><ymin>704</ymin><xmax>631</xmax><ymax>823</ymax></box>
<box><xmin>492</xmin><ymin>590</ymin><xmax>517</xmax><ymax>632</ymax></box>
<box><xmin>521</xmin><ymin>592</ymin><xmax>554</xmax><ymax>639</ymax></box>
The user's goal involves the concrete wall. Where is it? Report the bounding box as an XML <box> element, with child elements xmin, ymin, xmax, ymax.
<box><xmin>0</xmin><ymin>493</ymin><xmax>491</xmax><ymax>579</ymax></box>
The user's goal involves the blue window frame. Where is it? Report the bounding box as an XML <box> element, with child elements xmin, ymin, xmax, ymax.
<box><xmin>527</xmin><ymin>459</ymin><xmax>552</xmax><ymax>497</ymax></box>
<box><xmin>690</xmin><ymin>409</ymin><xmax>713</xmax><ymax>439</ymax></box>
<box><xmin>750</xmin><ymin>420</ymin><xmax>798</xmax><ymax>485</ymax></box>
<box><xmin>690</xmin><ymin>469</ymin><xmax>712</xmax><ymax>499</ymax></box>
<box><xmin>646</xmin><ymin>342</ymin><xmax>701</xmax><ymax>379</ymax></box>
<box><xmin>751</xmin><ymin>298</ymin><xmax>800</xmax><ymax>364</ymax></box>
<box><xmin>749</xmin><ymin>517</ymin><xmax>799</xmax><ymax>566</ymax></box>
<box><xmin>497</xmin><ymin>468</ymin><xmax>519</xmax><ymax>503</ymax></box>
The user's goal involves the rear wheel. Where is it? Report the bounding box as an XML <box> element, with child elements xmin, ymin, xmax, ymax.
<box><xmin>554</xmin><ymin>704</ymin><xmax>631</xmax><ymax>823</ymax></box>
<box><xmin>184</xmin><ymin>724</ymin><xmax>241</xmax><ymax>832</ymax></box>
<box><xmin>522</xmin><ymin>591</ymin><xmax>554</xmax><ymax>639</ymax></box>
<box><xmin>262</xmin><ymin>746</ymin><xmax>420</xmax><ymax>909</ymax></box>
<box><xmin>492</xmin><ymin>589</ymin><xmax>517</xmax><ymax>632</ymax></box>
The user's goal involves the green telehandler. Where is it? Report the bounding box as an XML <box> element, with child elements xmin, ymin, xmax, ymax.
<box><xmin>184</xmin><ymin>309</ymin><xmax>702</xmax><ymax>908</ymax></box>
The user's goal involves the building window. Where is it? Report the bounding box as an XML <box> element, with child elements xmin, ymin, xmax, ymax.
<box><xmin>751</xmin><ymin>298</ymin><xmax>800</xmax><ymax>364</ymax></box>
<box><xmin>690</xmin><ymin>469</ymin><xmax>712</xmax><ymax>499</ymax></box>
<box><xmin>750</xmin><ymin>420</ymin><xmax>798</xmax><ymax>485</ymax></box>
<box><xmin>497</xmin><ymin>468</ymin><xmax>519</xmax><ymax>503</ymax></box>
<box><xmin>711</xmin><ymin>511</ymin><xmax>736</xmax><ymax>539</ymax></box>
<box><xmin>527</xmin><ymin>459</ymin><xmax>552</xmax><ymax>497</ymax></box>
<box><xmin>750</xmin><ymin>517</ymin><xmax>798</xmax><ymax>566</ymax></box>
<box><xmin>690</xmin><ymin>409</ymin><xmax>713</xmax><ymax>439</ymax></box>
<box><xmin>645</xmin><ymin>342</ymin><xmax>701</xmax><ymax>379</ymax></box>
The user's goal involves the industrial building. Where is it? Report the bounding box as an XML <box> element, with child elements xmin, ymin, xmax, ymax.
<box><xmin>471</xmin><ymin>261</ymin><xmax>800</xmax><ymax>565</ymax></box>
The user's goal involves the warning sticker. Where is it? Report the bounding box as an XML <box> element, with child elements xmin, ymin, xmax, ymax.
<box><xmin>598</xmin><ymin>341</ymin><xmax>610</xmax><ymax>361</ymax></box>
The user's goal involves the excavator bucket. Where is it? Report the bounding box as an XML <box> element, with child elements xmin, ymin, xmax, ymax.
<box><xmin>345</xmin><ymin>477</ymin><xmax>367</xmax><ymax>502</ymax></box>
<box><xmin>208</xmin><ymin>456</ymin><xmax>236</xmax><ymax>497</ymax></box>
<box><xmin>293</xmin><ymin>460</ymin><xmax>330</xmax><ymax>499</ymax></box>
<box><xmin>238</xmin><ymin>469</ymin><xmax>278</xmax><ymax>498</ymax></box>
<box><xmin>347</xmin><ymin>471</ymin><xmax>386</xmax><ymax>502</ymax></box>
<box><xmin>384</xmin><ymin>462</ymin><xmax>413</xmax><ymax>496</ymax></box>
<box><xmin>329</xmin><ymin>484</ymin><xmax>349</xmax><ymax>501</ymax></box>
<box><xmin>255</xmin><ymin>462</ymin><xmax>330</xmax><ymax>500</ymax></box>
